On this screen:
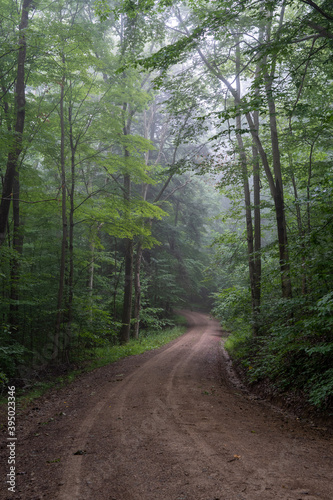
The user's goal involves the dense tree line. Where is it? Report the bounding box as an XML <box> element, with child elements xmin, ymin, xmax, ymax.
<box><xmin>121</xmin><ymin>0</ymin><xmax>332</xmax><ymax>407</ymax></box>
<box><xmin>1</xmin><ymin>0</ymin><xmax>332</xmax><ymax>408</ymax></box>
<box><xmin>0</xmin><ymin>0</ymin><xmax>218</xmax><ymax>384</ymax></box>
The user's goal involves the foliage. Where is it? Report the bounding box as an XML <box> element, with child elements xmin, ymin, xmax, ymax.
<box><xmin>1</xmin><ymin>0</ymin><xmax>332</xmax><ymax>414</ymax></box>
<box><xmin>91</xmin><ymin>324</ymin><xmax>186</xmax><ymax>368</ymax></box>
<box><xmin>0</xmin><ymin>326</ymin><xmax>27</xmax><ymax>383</ymax></box>
<box><xmin>212</xmin><ymin>287</ymin><xmax>252</xmax><ymax>334</ymax></box>
<box><xmin>219</xmin><ymin>291</ymin><xmax>333</xmax><ymax>407</ymax></box>
<box><xmin>0</xmin><ymin>0</ymin><xmax>221</xmax><ymax>384</ymax></box>
<box><xmin>0</xmin><ymin>322</ymin><xmax>186</xmax><ymax>401</ymax></box>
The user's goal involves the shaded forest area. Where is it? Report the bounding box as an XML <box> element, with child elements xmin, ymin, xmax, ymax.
<box><xmin>0</xmin><ymin>0</ymin><xmax>332</xmax><ymax>411</ymax></box>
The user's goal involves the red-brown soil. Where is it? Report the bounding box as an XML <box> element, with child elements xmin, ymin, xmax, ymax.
<box><xmin>1</xmin><ymin>311</ymin><xmax>332</xmax><ymax>500</ymax></box>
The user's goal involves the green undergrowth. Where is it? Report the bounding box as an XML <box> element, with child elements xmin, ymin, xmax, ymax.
<box><xmin>223</xmin><ymin>323</ymin><xmax>333</xmax><ymax>411</ymax></box>
<box><xmin>214</xmin><ymin>293</ymin><xmax>333</xmax><ymax>411</ymax></box>
<box><xmin>88</xmin><ymin>325</ymin><xmax>186</xmax><ymax>370</ymax></box>
<box><xmin>0</xmin><ymin>321</ymin><xmax>187</xmax><ymax>409</ymax></box>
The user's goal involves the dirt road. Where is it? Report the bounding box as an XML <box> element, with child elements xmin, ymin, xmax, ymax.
<box><xmin>1</xmin><ymin>311</ymin><xmax>332</xmax><ymax>499</ymax></box>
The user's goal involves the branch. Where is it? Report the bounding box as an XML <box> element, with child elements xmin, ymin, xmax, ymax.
<box><xmin>300</xmin><ymin>0</ymin><xmax>333</xmax><ymax>21</ymax></box>
<box><xmin>2</xmin><ymin>197</ymin><xmax>59</xmax><ymax>204</ymax></box>
<box><xmin>165</xmin><ymin>25</ymin><xmax>188</xmax><ymax>36</ymax></box>
<box><xmin>73</xmin><ymin>186</ymin><xmax>110</xmax><ymax>212</ymax></box>
<box><xmin>307</xmin><ymin>21</ymin><xmax>333</xmax><ymax>39</ymax></box>
<box><xmin>161</xmin><ymin>179</ymin><xmax>192</xmax><ymax>203</ymax></box>
<box><xmin>154</xmin><ymin>172</ymin><xmax>174</xmax><ymax>203</ymax></box>
<box><xmin>288</xmin><ymin>37</ymin><xmax>317</xmax><ymax>134</ymax></box>
<box><xmin>292</xmin><ymin>34</ymin><xmax>321</xmax><ymax>42</ymax></box>
<box><xmin>103</xmin><ymin>169</ymin><xmax>127</xmax><ymax>194</ymax></box>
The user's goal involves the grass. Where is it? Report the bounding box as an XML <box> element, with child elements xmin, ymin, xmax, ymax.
<box><xmin>224</xmin><ymin>327</ymin><xmax>252</xmax><ymax>358</ymax></box>
<box><xmin>90</xmin><ymin>326</ymin><xmax>186</xmax><ymax>369</ymax></box>
<box><xmin>89</xmin><ymin>325</ymin><xmax>186</xmax><ymax>369</ymax></box>
<box><xmin>0</xmin><ymin>321</ymin><xmax>187</xmax><ymax>409</ymax></box>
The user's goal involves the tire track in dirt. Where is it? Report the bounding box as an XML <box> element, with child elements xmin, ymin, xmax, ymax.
<box><xmin>59</xmin><ymin>310</ymin><xmax>205</xmax><ymax>500</ymax></box>
<box><xmin>55</xmin><ymin>311</ymin><xmax>333</xmax><ymax>500</ymax></box>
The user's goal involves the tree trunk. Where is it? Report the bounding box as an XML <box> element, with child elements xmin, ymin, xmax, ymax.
<box><xmin>120</xmin><ymin>235</ymin><xmax>133</xmax><ymax>344</ymax></box>
<box><xmin>9</xmin><ymin>169</ymin><xmax>24</xmax><ymax>338</ymax></box>
<box><xmin>133</xmin><ymin>241</ymin><xmax>143</xmax><ymax>340</ymax></box>
<box><xmin>88</xmin><ymin>239</ymin><xmax>95</xmax><ymax>321</ymax></box>
<box><xmin>264</xmin><ymin>69</ymin><xmax>292</xmax><ymax>299</ymax></box>
<box><xmin>194</xmin><ymin>39</ymin><xmax>291</xmax><ymax>299</ymax></box>
<box><xmin>236</xmin><ymin>127</ymin><xmax>257</xmax><ymax>330</ymax></box>
<box><xmin>64</xmin><ymin>105</ymin><xmax>75</xmax><ymax>359</ymax></box>
<box><xmin>54</xmin><ymin>63</ymin><xmax>67</xmax><ymax>360</ymax></box>
<box><xmin>119</xmin><ymin>98</ymin><xmax>134</xmax><ymax>344</ymax></box>
<box><xmin>119</xmin><ymin>162</ymin><xmax>133</xmax><ymax>343</ymax></box>
<box><xmin>2</xmin><ymin>85</ymin><xmax>24</xmax><ymax>337</ymax></box>
<box><xmin>0</xmin><ymin>0</ymin><xmax>33</xmax><ymax>245</ymax></box>
<box><xmin>252</xmin><ymin>43</ymin><xmax>262</xmax><ymax>324</ymax></box>
<box><xmin>234</xmin><ymin>42</ymin><xmax>257</xmax><ymax>334</ymax></box>
<box><xmin>307</xmin><ymin>142</ymin><xmax>314</xmax><ymax>234</ymax></box>
<box><xmin>252</xmin><ymin>109</ymin><xmax>261</xmax><ymax>324</ymax></box>
<box><xmin>289</xmin><ymin>155</ymin><xmax>307</xmax><ymax>295</ymax></box>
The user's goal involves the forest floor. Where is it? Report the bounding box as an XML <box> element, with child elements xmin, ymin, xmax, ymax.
<box><xmin>0</xmin><ymin>311</ymin><xmax>332</xmax><ymax>500</ymax></box>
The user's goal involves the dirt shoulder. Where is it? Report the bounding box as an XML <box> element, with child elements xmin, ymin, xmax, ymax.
<box><xmin>1</xmin><ymin>311</ymin><xmax>332</xmax><ymax>500</ymax></box>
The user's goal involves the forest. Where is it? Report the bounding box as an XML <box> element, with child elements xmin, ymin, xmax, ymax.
<box><xmin>0</xmin><ymin>0</ymin><xmax>332</xmax><ymax>411</ymax></box>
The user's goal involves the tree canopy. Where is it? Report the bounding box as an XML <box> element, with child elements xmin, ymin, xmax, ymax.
<box><xmin>0</xmin><ymin>0</ymin><xmax>332</xmax><ymax>409</ymax></box>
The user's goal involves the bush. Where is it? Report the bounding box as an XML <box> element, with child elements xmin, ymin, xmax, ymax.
<box><xmin>212</xmin><ymin>286</ymin><xmax>252</xmax><ymax>331</ymax></box>
<box><xmin>0</xmin><ymin>325</ymin><xmax>26</xmax><ymax>389</ymax></box>
<box><xmin>216</xmin><ymin>292</ymin><xmax>333</xmax><ymax>408</ymax></box>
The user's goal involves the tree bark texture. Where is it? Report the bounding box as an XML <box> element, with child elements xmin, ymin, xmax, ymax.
<box><xmin>252</xmin><ymin>109</ymin><xmax>262</xmax><ymax>322</ymax></box>
<box><xmin>54</xmin><ymin>66</ymin><xmax>68</xmax><ymax>360</ymax></box>
<box><xmin>234</xmin><ymin>44</ymin><xmax>258</xmax><ymax>333</ymax></box>
<box><xmin>119</xmin><ymin>158</ymin><xmax>133</xmax><ymax>343</ymax></box>
<box><xmin>66</xmin><ymin>106</ymin><xmax>76</xmax><ymax>341</ymax></box>
<box><xmin>133</xmin><ymin>241</ymin><xmax>142</xmax><ymax>340</ymax></box>
<box><xmin>0</xmin><ymin>0</ymin><xmax>33</xmax><ymax>245</ymax></box>
<box><xmin>119</xmin><ymin>99</ymin><xmax>134</xmax><ymax>344</ymax></box>
<box><xmin>9</xmin><ymin>170</ymin><xmax>24</xmax><ymax>337</ymax></box>
<box><xmin>120</xmin><ymin>236</ymin><xmax>133</xmax><ymax>344</ymax></box>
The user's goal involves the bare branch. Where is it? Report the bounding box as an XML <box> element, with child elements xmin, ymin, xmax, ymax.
<box><xmin>161</xmin><ymin>179</ymin><xmax>192</xmax><ymax>203</ymax></box>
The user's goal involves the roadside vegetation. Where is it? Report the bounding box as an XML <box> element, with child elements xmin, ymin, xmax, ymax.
<box><xmin>0</xmin><ymin>0</ymin><xmax>332</xmax><ymax>413</ymax></box>
<box><xmin>0</xmin><ymin>318</ymin><xmax>187</xmax><ymax>407</ymax></box>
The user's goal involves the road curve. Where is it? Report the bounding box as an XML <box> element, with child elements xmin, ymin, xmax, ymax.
<box><xmin>1</xmin><ymin>312</ymin><xmax>331</xmax><ymax>500</ymax></box>
<box><xmin>56</xmin><ymin>311</ymin><xmax>332</xmax><ymax>500</ymax></box>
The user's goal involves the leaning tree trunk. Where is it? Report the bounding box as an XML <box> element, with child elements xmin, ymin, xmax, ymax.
<box><xmin>264</xmin><ymin>70</ymin><xmax>292</xmax><ymax>299</ymax></box>
<box><xmin>262</xmin><ymin>13</ymin><xmax>292</xmax><ymax>299</ymax></box>
<box><xmin>194</xmin><ymin>40</ymin><xmax>292</xmax><ymax>300</ymax></box>
<box><xmin>0</xmin><ymin>0</ymin><xmax>33</xmax><ymax>246</ymax></box>
<box><xmin>234</xmin><ymin>39</ymin><xmax>259</xmax><ymax>335</ymax></box>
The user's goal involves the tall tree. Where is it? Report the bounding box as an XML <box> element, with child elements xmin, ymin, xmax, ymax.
<box><xmin>0</xmin><ymin>0</ymin><xmax>33</xmax><ymax>246</ymax></box>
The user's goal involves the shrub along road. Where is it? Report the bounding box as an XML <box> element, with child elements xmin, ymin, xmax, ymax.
<box><xmin>0</xmin><ymin>312</ymin><xmax>332</xmax><ymax>499</ymax></box>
